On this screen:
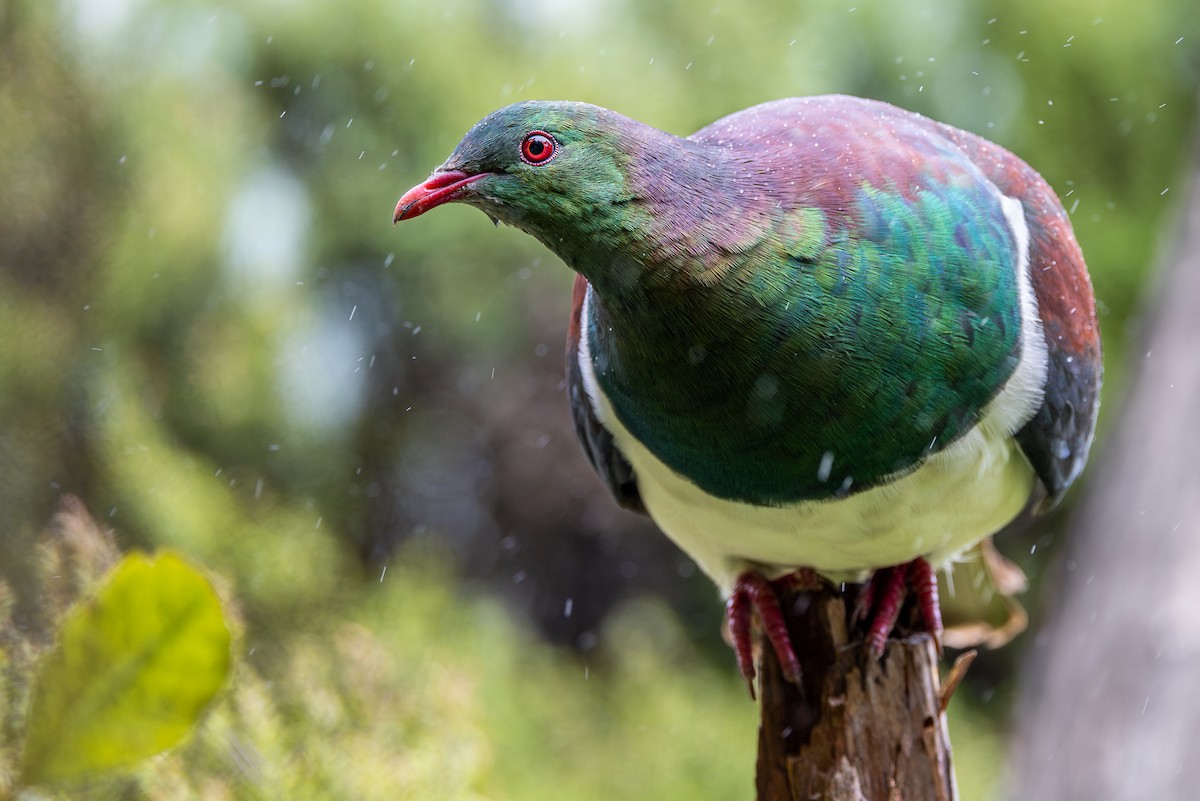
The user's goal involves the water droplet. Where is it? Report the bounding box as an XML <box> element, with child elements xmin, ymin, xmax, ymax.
<box><xmin>817</xmin><ymin>451</ymin><xmax>834</xmax><ymax>482</ymax></box>
<box><xmin>753</xmin><ymin>373</ymin><xmax>779</xmax><ymax>399</ymax></box>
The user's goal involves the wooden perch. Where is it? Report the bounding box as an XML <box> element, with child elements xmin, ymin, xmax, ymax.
<box><xmin>755</xmin><ymin>583</ymin><xmax>967</xmax><ymax>801</ymax></box>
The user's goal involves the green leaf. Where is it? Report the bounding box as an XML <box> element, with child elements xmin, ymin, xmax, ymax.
<box><xmin>19</xmin><ymin>551</ymin><xmax>232</xmax><ymax>786</ymax></box>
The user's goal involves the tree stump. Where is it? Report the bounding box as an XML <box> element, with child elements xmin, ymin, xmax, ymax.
<box><xmin>755</xmin><ymin>584</ymin><xmax>960</xmax><ymax>801</ymax></box>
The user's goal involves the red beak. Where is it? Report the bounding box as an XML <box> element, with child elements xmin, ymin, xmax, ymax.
<box><xmin>393</xmin><ymin>170</ymin><xmax>488</xmax><ymax>223</ymax></box>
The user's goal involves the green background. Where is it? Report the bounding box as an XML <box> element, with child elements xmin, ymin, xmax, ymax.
<box><xmin>1</xmin><ymin>0</ymin><xmax>1197</xmax><ymax>797</ymax></box>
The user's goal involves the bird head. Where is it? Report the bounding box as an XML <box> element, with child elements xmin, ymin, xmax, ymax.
<box><xmin>394</xmin><ymin>101</ymin><xmax>643</xmax><ymax>242</ymax></box>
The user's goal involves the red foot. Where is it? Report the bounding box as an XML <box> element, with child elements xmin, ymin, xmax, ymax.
<box><xmin>908</xmin><ymin>557</ymin><xmax>943</xmax><ymax>651</ymax></box>
<box><xmin>726</xmin><ymin>569</ymin><xmax>819</xmax><ymax>698</ymax></box>
<box><xmin>860</xmin><ymin>557</ymin><xmax>943</xmax><ymax>658</ymax></box>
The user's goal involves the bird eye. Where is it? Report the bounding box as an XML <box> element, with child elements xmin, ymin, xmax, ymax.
<box><xmin>520</xmin><ymin>131</ymin><xmax>557</xmax><ymax>165</ymax></box>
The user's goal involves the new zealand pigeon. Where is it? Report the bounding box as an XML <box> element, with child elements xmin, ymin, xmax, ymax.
<box><xmin>394</xmin><ymin>95</ymin><xmax>1101</xmax><ymax>689</ymax></box>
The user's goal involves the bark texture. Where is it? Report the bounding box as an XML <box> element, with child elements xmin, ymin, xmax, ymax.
<box><xmin>756</xmin><ymin>587</ymin><xmax>959</xmax><ymax>801</ymax></box>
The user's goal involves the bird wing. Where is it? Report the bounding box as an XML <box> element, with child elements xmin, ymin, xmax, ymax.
<box><xmin>933</xmin><ymin>123</ymin><xmax>1102</xmax><ymax>511</ymax></box>
<box><xmin>671</xmin><ymin>95</ymin><xmax>1098</xmax><ymax>507</ymax></box>
<box><xmin>566</xmin><ymin>274</ymin><xmax>646</xmax><ymax>514</ymax></box>
<box><xmin>602</xmin><ymin>99</ymin><xmax>1030</xmax><ymax>503</ymax></box>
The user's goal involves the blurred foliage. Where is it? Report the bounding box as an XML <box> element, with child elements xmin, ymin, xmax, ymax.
<box><xmin>0</xmin><ymin>0</ymin><xmax>1197</xmax><ymax>798</ymax></box>
<box><xmin>0</xmin><ymin>496</ymin><xmax>1003</xmax><ymax>800</ymax></box>
<box><xmin>17</xmin><ymin>547</ymin><xmax>231</xmax><ymax>788</ymax></box>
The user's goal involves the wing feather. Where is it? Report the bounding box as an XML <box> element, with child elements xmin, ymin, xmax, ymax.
<box><xmin>566</xmin><ymin>275</ymin><xmax>646</xmax><ymax>514</ymax></box>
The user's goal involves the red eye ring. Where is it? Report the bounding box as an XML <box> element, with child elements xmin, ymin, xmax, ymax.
<box><xmin>520</xmin><ymin>131</ymin><xmax>557</xmax><ymax>165</ymax></box>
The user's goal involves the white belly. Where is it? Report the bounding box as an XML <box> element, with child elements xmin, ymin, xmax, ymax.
<box><xmin>592</xmin><ymin>387</ymin><xmax>1036</xmax><ymax>595</ymax></box>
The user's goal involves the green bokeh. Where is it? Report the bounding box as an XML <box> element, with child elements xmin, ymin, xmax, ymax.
<box><xmin>1</xmin><ymin>0</ymin><xmax>1196</xmax><ymax>798</ymax></box>
<box><xmin>19</xmin><ymin>552</ymin><xmax>232</xmax><ymax>786</ymax></box>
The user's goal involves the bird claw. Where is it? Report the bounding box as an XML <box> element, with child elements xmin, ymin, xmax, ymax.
<box><xmin>728</xmin><ymin>560</ymin><xmax>944</xmax><ymax>696</ymax></box>
<box><xmin>727</xmin><ymin>570</ymin><xmax>816</xmax><ymax>698</ymax></box>
<box><xmin>908</xmin><ymin>557</ymin><xmax>944</xmax><ymax>655</ymax></box>
<box><xmin>861</xmin><ymin>557</ymin><xmax>943</xmax><ymax>659</ymax></box>
<box><xmin>725</xmin><ymin>589</ymin><xmax>759</xmax><ymax>699</ymax></box>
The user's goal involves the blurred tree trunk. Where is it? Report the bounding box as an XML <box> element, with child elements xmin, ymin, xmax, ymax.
<box><xmin>755</xmin><ymin>588</ymin><xmax>961</xmax><ymax>800</ymax></box>
<box><xmin>1006</xmin><ymin>114</ymin><xmax>1200</xmax><ymax>799</ymax></box>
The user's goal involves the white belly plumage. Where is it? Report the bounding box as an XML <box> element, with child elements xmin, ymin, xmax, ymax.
<box><xmin>576</xmin><ymin>194</ymin><xmax>1049</xmax><ymax>597</ymax></box>
<box><xmin>588</xmin><ymin>386</ymin><xmax>1036</xmax><ymax>595</ymax></box>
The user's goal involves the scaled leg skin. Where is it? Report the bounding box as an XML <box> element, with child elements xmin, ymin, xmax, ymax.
<box><xmin>862</xmin><ymin>557</ymin><xmax>944</xmax><ymax>658</ymax></box>
<box><xmin>728</xmin><ymin>561</ymin><xmax>943</xmax><ymax>697</ymax></box>
<box><xmin>864</xmin><ymin>567</ymin><xmax>908</xmax><ymax>658</ymax></box>
<box><xmin>907</xmin><ymin>557</ymin><xmax>943</xmax><ymax>649</ymax></box>
<box><xmin>726</xmin><ymin>570</ymin><xmax>819</xmax><ymax>698</ymax></box>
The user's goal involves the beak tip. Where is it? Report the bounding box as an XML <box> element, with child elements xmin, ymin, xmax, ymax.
<box><xmin>392</xmin><ymin>170</ymin><xmax>484</xmax><ymax>228</ymax></box>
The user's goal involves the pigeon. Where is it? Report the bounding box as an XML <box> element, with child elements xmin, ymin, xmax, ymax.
<box><xmin>394</xmin><ymin>95</ymin><xmax>1100</xmax><ymax>690</ymax></box>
